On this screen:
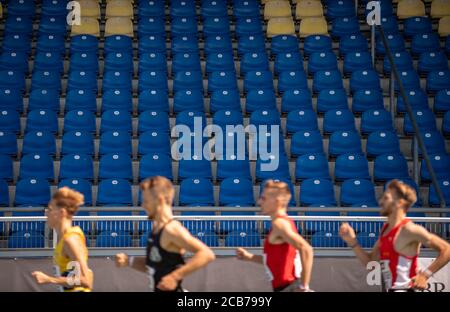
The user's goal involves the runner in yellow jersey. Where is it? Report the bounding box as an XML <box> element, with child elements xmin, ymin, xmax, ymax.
<box><xmin>32</xmin><ymin>187</ymin><xmax>93</xmax><ymax>292</ymax></box>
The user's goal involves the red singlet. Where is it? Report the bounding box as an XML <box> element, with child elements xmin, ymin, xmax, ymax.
<box><xmin>379</xmin><ymin>218</ymin><xmax>418</xmax><ymax>291</ymax></box>
<box><xmin>263</xmin><ymin>215</ymin><xmax>301</xmax><ymax>290</ymax></box>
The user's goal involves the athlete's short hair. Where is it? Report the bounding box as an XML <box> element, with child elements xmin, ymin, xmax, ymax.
<box><xmin>263</xmin><ymin>180</ymin><xmax>291</xmax><ymax>197</ymax></box>
<box><xmin>140</xmin><ymin>176</ymin><xmax>175</xmax><ymax>206</ymax></box>
<box><xmin>51</xmin><ymin>187</ymin><xmax>84</xmax><ymax>216</ymax></box>
<box><xmin>386</xmin><ymin>179</ymin><xmax>417</xmax><ymax>210</ymax></box>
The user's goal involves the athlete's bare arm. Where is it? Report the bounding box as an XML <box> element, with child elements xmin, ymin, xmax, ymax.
<box><xmin>115</xmin><ymin>253</ymin><xmax>148</xmax><ymax>273</ymax></box>
<box><xmin>402</xmin><ymin>223</ymin><xmax>450</xmax><ymax>290</ymax></box>
<box><xmin>157</xmin><ymin>221</ymin><xmax>216</xmax><ymax>291</ymax></box>
<box><xmin>32</xmin><ymin>235</ymin><xmax>93</xmax><ymax>289</ymax></box>
<box><xmin>272</xmin><ymin>218</ymin><xmax>314</xmax><ymax>287</ymax></box>
<box><xmin>339</xmin><ymin>222</ymin><xmax>380</xmax><ymax>267</ymax></box>
<box><xmin>236</xmin><ymin>247</ymin><xmax>264</xmax><ymax>264</ymax></box>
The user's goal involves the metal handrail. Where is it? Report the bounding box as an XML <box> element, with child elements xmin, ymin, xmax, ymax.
<box><xmin>377</xmin><ymin>25</ymin><xmax>447</xmax><ymax>208</ymax></box>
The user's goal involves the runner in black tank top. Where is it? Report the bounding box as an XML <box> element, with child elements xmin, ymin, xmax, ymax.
<box><xmin>146</xmin><ymin>219</ymin><xmax>185</xmax><ymax>292</ymax></box>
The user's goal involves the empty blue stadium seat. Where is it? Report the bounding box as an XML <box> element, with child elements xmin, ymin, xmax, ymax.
<box><xmin>28</xmin><ymin>89</ymin><xmax>60</xmax><ymax>112</ymax></box>
<box><xmin>233</xmin><ymin>0</ymin><xmax>260</xmax><ymax>18</ymax></box>
<box><xmin>219</xmin><ymin>178</ymin><xmax>254</xmax><ymax>206</ymax></box>
<box><xmin>255</xmin><ymin>153</ymin><xmax>290</xmax><ymax>182</ymax></box>
<box><xmin>99</xmin><ymin>153</ymin><xmax>132</xmax><ymax>180</ymax></box>
<box><xmin>418</xmin><ymin>52</ymin><xmax>448</xmax><ymax>75</ymax></box>
<box><xmin>19</xmin><ymin>153</ymin><xmax>54</xmax><ymax>181</ymax></box>
<box><xmin>244</xmin><ymin>70</ymin><xmax>274</xmax><ymax>93</ymax></box>
<box><xmin>171</xmin><ymin>16</ymin><xmax>198</xmax><ymax>37</ymax></box>
<box><xmin>411</xmin><ymin>33</ymin><xmax>440</xmax><ymax>56</ymax></box>
<box><xmin>202</xmin><ymin>0</ymin><xmax>228</xmax><ymax>17</ymax></box>
<box><xmin>326</xmin><ymin>0</ymin><xmax>355</xmax><ymax>19</ymax></box>
<box><xmin>15</xmin><ymin>178</ymin><xmax>51</xmax><ymax>206</ymax></box>
<box><xmin>416</xmin><ymin>130</ymin><xmax>447</xmax><ymax>156</ymax></box>
<box><xmin>26</xmin><ymin>109</ymin><xmax>58</xmax><ymax>134</ymax></box>
<box><xmin>271</xmin><ymin>35</ymin><xmax>299</xmax><ymax>56</ymax></box>
<box><xmin>138</xmin><ymin>110</ymin><xmax>170</xmax><ymax>134</ymax></box>
<box><xmin>361</xmin><ymin>109</ymin><xmax>394</xmax><ymax>135</ymax></box>
<box><xmin>172</xmin><ymin>35</ymin><xmax>200</xmax><ymax>54</ymax></box>
<box><xmin>434</xmin><ymin>89</ymin><xmax>450</xmax><ymax>113</ymax></box>
<box><xmin>5</xmin><ymin>16</ymin><xmax>33</xmax><ymax>36</ymax></box>
<box><xmin>274</xmin><ymin>52</ymin><xmax>303</xmax><ymax>75</ymax></box>
<box><xmin>308</xmin><ymin>51</ymin><xmax>338</xmax><ymax>75</ymax></box>
<box><xmin>38</xmin><ymin>15</ymin><xmax>67</xmax><ymax>35</ymax></box>
<box><xmin>376</xmin><ymin>32</ymin><xmax>405</xmax><ymax>56</ymax></box>
<box><xmin>138</xmin><ymin>71</ymin><xmax>167</xmax><ymax>93</ymax></box>
<box><xmin>331</xmin><ymin>17</ymin><xmax>360</xmax><ymax>39</ymax></box>
<box><xmin>139</xmin><ymin>153</ymin><xmax>173</xmax><ymax>181</ymax></box>
<box><xmin>0</xmin><ymin>51</ymin><xmax>29</xmax><ymax>73</ymax></box>
<box><xmin>427</xmin><ymin>70</ymin><xmax>450</xmax><ymax>94</ymax></box>
<box><xmin>446</xmin><ymin>36</ymin><xmax>450</xmax><ymax>57</ymax></box>
<box><xmin>58</xmin><ymin>179</ymin><xmax>93</xmax><ymax>206</ymax></box>
<box><xmin>212</xmin><ymin>109</ymin><xmax>244</xmax><ymax>130</ymax></box>
<box><xmin>138</xmin><ymin>0</ymin><xmax>165</xmax><ymax>17</ymax></box>
<box><xmin>97</xmin><ymin>179</ymin><xmax>133</xmax><ymax>206</ymax></box>
<box><xmin>31</xmin><ymin>70</ymin><xmax>61</xmax><ymax>92</ymax></box>
<box><xmin>65</xmin><ymin>89</ymin><xmax>97</xmax><ymax>112</ymax></box>
<box><xmin>138</xmin><ymin>52</ymin><xmax>167</xmax><ymax>74</ymax></box>
<box><xmin>172</xmin><ymin>52</ymin><xmax>201</xmax><ymax>73</ymax></box>
<box><xmin>179</xmin><ymin>178</ymin><xmax>215</xmax><ymax>206</ymax></box>
<box><xmin>176</xmin><ymin>110</ymin><xmax>207</xmax><ymax>131</ymax></box>
<box><xmin>178</xmin><ymin>157</ymin><xmax>212</xmax><ymax>181</ymax></box>
<box><xmin>352</xmin><ymin>89</ymin><xmax>384</xmax><ymax>113</ymax></box>
<box><xmin>0</xmin><ymin>154</ymin><xmax>12</xmax><ymax>181</ymax></box>
<box><xmin>171</xmin><ymin>0</ymin><xmax>197</xmax><ymax>17</ymax></box>
<box><xmin>290</xmin><ymin>130</ymin><xmax>324</xmax><ymax>157</ymax></box>
<box><xmin>173</xmin><ymin>90</ymin><xmax>205</xmax><ymax>113</ymax></box>
<box><xmin>138</xmin><ymin>17</ymin><xmax>166</xmax><ymax>37</ymax></box>
<box><xmin>204</xmin><ymin>34</ymin><xmax>233</xmax><ymax>55</ymax></box>
<box><xmin>397</xmin><ymin>88</ymin><xmax>429</xmax><ymax>114</ymax></box>
<box><xmin>8</xmin><ymin>231</ymin><xmax>45</xmax><ymax>248</ymax></box>
<box><xmin>403</xmin><ymin>109</ymin><xmax>437</xmax><ymax>136</ymax></box>
<box><xmin>317</xmin><ymin>89</ymin><xmax>348</xmax><ymax>113</ymax></box>
<box><xmin>357</xmin><ymin>232</ymin><xmax>378</xmax><ymax>248</ymax></box>
<box><xmin>61</xmin><ymin>131</ymin><xmax>94</xmax><ymax>156</ymax></box>
<box><xmin>96</xmin><ymin>231</ymin><xmax>132</xmax><ymax>248</ymax></box>
<box><xmin>2</xmin><ymin>33</ymin><xmax>31</xmax><ymax>55</ymax></box>
<box><xmin>139</xmin><ymin>89</ymin><xmax>169</xmax><ymax>113</ymax></box>
<box><xmin>404</xmin><ymin>16</ymin><xmax>432</xmax><ymax>38</ymax></box>
<box><xmin>210</xmin><ymin>89</ymin><xmax>241</xmax><ymax>113</ymax></box>
<box><xmin>344</xmin><ymin>51</ymin><xmax>373</xmax><ymax>75</ymax></box>
<box><xmin>138</xmin><ymin>130</ymin><xmax>171</xmax><ymax>155</ymax></box>
<box><xmin>323</xmin><ymin>109</ymin><xmax>355</xmax><ymax>134</ymax></box>
<box><xmin>100</xmin><ymin>110</ymin><xmax>132</xmax><ymax>133</ymax></box>
<box><xmin>395</xmin><ymin>70</ymin><xmax>421</xmax><ymax>92</ymax></box>
<box><xmin>173</xmin><ymin>71</ymin><xmax>204</xmax><ymax>93</ymax></box>
<box><xmin>0</xmin><ymin>131</ymin><xmax>17</xmax><ymax>155</ymax></box>
<box><xmin>340</xmin><ymin>179</ymin><xmax>376</xmax><ymax>206</ymax></box>
<box><xmin>286</xmin><ymin>109</ymin><xmax>319</xmax><ymax>134</ymax></box>
<box><xmin>102</xmin><ymin>70</ymin><xmax>133</xmax><ymax>93</ymax></box>
<box><xmin>366</xmin><ymin>131</ymin><xmax>401</xmax><ymax>158</ymax></box>
<box><xmin>225</xmin><ymin>230</ymin><xmax>260</xmax><ymax>247</ymax></box>
<box><xmin>295</xmin><ymin>153</ymin><xmax>330</xmax><ymax>181</ymax></box>
<box><xmin>421</xmin><ymin>154</ymin><xmax>450</xmax><ymax>182</ymax></box>
<box><xmin>33</xmin><ymin>51</ymin><xmax>63</xmax><ymax>73</ymax></box>
<box><xmin>208</xmin><ymin>71</ymin><xmax>238</xmax><ymax>93</ymax></box>
<box><xmin>64</xmin><ymin>110</ymin><xmax>96</xmax><ymax>133</ymax></box>
<box><xmin>0</xmin><ymin>70</ymin><xmax>25</xmax><ymax>92</ymax></box>
<box><xmin>378</xmin><ymin>14</ymin><xmax>399</xmax><ymax>33</ymax></box>
<box><xmin>235</xmin><ymin>16</ymin><xmax>263</xmax><ymax>38</ymax></box>
<box><xmin>99</xmin><ymin>131</ymin><xmax>132</xmax><ymax>156</ymax></box>
<box><xmin>300</xmin><ymin>178</ymin><xmax>336</xmax><ymax>206</ymax></box>
<box><xmin>237</xmin><ymin>34</ymin><xmax>266</xmax><ymax>55</ymax></box>
<box><xmin>206</xmin><ymin>52</ymin><xmax>235</xmax><ymax>74</ymax></box>
<box><xmin>138</xmin><ymin>35</ymin><xmax>166</xmax><ymax>54</ymax></box>
<box><xmin>339</xmin><ymin>33</ymin><xmax>369</xmax><ymax>56</ymax></box>
<box><xmin>350</xmin><ymin>69</ymin><xmax>381</xmax><ymax>93</ymax></box>
<box><xmin>429</xmin><ymin>179</ymin><xmax>450</xmax><ymax>207</ymax></box>
<box><xmin>373</xmin><ymin>154</ymin><xmax>409</xmax><ymax>182</ymax></box>
<box><xmin>70</xmin><ymin>35</ymin><xmax>98</xmax><ymax>54</ymax></box>
<box><xmin>102</xmin><ymin>89</ymin><xmax>133</xmax><ymax>112</ymax></box>
<box><xmin>281</xmin><ymin>88</ymin><xmax>312</xmax><ymax>113</ymax></box>
<box><xmin>245</xmin><ymin>89</ymin><xmax>276</xmax><ymax>113</ymax></box>
<box><xmin>68</xmin><ymin>70</ymin><xmax>97</xmax><ymax>92</ymax></box>
<box><xmin>0</xmin><ymin>87</ymin><xmax>23</xmax><ymax>112</ymax></box>
<box><xmin>0</xmin><ymin>179</ymin><xmax>9</xmax><ymax>206</ymax></box>
<box><xmin>241</xmin><ymin>51</ymin><xmax>270</xmax><ymax>76</ymax></box>
<box><xmin>216</xmin><ymin>157</ymin><xmax>251</xmax><ymax>181</ymax></box>
<box><xmin>328</xmin><ymin>130</ymin><xmax>362</xmax><ymax>157</ymax></box>
<box><xmin>444</xmin><ymin>111</ymin><xmax>450</xmax><ymax>136</ymax></box>
<box><xmin>383</xmin><ymin>51</ymin><xmax>414</xmax><ymax>75</ymax></box>
<box><xmin>0</xmin><ymin>109</ymin><xmax>21</xmax><ymax>134</ymax></box>
<box><xmin>313</xmin><ymin>70</ymin><xmax>343</xmax><ymax>93</ymax></box>
<box><xmin>335</xmin><ymin>154</ymin><xmax>370</xmax><ymax>181</ymax></box>
<box><xmin>311</xmin><ymin>231</ymin><xmax>346</xmax><ymax>247</ymax></box>
<box><xmin>104</xmin><ymin>35</ymin><xmax>133</xmax><ymax>55</ymax></box>
<box><xmin>22</xmin><ymin>131</ymin><xmax>56</xmax><ymax>155</ymax></box>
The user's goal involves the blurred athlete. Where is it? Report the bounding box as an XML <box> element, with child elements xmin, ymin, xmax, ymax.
<box><xmin>115</xmin><ymin>176</ymin><xmax>215</xmax><ymax>292</ymax></box>
<box><xmin>340</xmin><ymin>179</ymin><xmax>450</xmax><ymax>292</ymax></box>
<box><xmin>32</xmin><ymin>187</ymin><xmax>93</xmax><ymax>292</ymax></box>
<box><xmin>236</xmin><ymin>180</ymin><xmax>314</xmax><ymax>292</ymax></box>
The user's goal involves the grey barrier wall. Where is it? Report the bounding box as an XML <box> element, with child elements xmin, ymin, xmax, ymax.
<box><xmin>0</xmin><ymin>257</ymin><xmax>380</xmax><ymax>292</ymax></box>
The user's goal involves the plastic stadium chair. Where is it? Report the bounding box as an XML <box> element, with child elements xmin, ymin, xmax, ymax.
<box><xmin>373</xmin><ymin>153</ymin><xmax>410</xmax><ymax>182</ymax></box>
<box><xmin>394</xmin><ymin>70</ymin><xmax>421</xmax><ymax>93</ymax></box>
<box><xmin>8</xmin><ymin>231</ymin><xmax>45</xmax><ymax>248</ymax></box>
<box><xmin>28</xmin><ymin>89</ymin><xmax>60</xmax><ymax>112</ymax></box>
<box><xmin>103</xmin><ymin>72</ymin><xmax>133</xmax><ymax>94</ymax></box>
<box><xmin>411</xmin><ymin>33</ymin><xmax>441</xmax><ymax>56</ymax></box>
<box><xmin>361</xmin><ymin>109</ymin><xmax>394</xmax><ymax>135</ymax></box>
<box><xmin>233</xmin><ymin>0</ymin><xmax>260</xmax><ymax>18</ymax></box>
<box><xmin>173</xmin><ymin>70</ymin><xmax>203</xmax><ymax>93</ymax></box>
<box><xmin>97</xmin><ymin>179</ymin><xmax>133</xmax><ymax>206</ymax></box>
<box><xmin>366</xmin><ymin>131</ymin><xmax>401</xmax><ymax>158</ymax></box>
<box><xmin>31</xmin><ymin>70</ymin><xmax>62</xmax><ymax>92</ymax></box>
<box><xmin>138</xmin><ymin>16</ymin><xmax>166</xmax><ymax>37</ymax></box>
<box><xmin>106</xmin><ymin>0</ymin><xmax>134</xmax><ymax>19</ymax></box>
<box><xmin>104</xmin><ymin>52</ymin><xmax>134</xmax><ymax>73</ymax></box>
<box><xmin>139</xmin><ymin>153</ymin><xmax>173</xmax><ymax>181</ymax></box>
<box><xmin>236</xmin><ymin>16</ymin><xmax>263</xmax><ymax>38</ymax></box>
<box><xmin>203</xmin><ymin>16</ymin><xmax>231</xmax><ymax>36</ymax></box>
<box><xmin>179</xmin><ymin>178</ymin><xmax>215</xmax><ymax>206</ymax></box>
<box><xmin>241</xmin><ymin>52</ymin><xmax>270</xmax><ymax>76</ymax></box>
<box><xmin>255</xmin><ymin>153</ymin><xmax>291</xmax><ymax>182</ymax></box>
<box><xmin>8</xmin><ymin>0</ymin><xmax>36</xmax><ymax>16</ymax></box>
<box><xmin>139</xmin><ymin>52</ymin><xmax>167</xmax><ymax>74</ymax></box>
<box><xmin>5</xmin><ymin>16</ymin><xmax>33</xmax><ymax>36</ymax></box>
<box><xmin>237</xmin><ymin>34</ymin><xmax>266</xmax><ymax>55</ymax></box>
<box><xmin>340</xmin><ymin>179</ymin><xmax>376</xmax><ymax>206</ymax></box>
<box><xmin>317</xmin><ymin>89</ymin><xmax>348</xmax><ymax>113</ymax></box>
<box><xmin>15</xmin><ymin>178</ymin><xmax>51</xmax><ymax>206</ymax></box>
<box><xmin>210</xmin><ymin>89</ymin><xmax>241</xmax><ymax>113</ymax></box>
<box><xmin>312</xmin><ymin>70</ymin><xmax>343</xmax><ymax>93</ymax></box>
<box><xmin>328</xmin><ymin>130</ymin><xmax>363</xmax><ymax>157</ymax></box>
<box><xmin>444</xmin><ymin>111</ymin><xmax>450</xmax><ymax>136</ymax></box>
<box><xmin>104</xmin><ymin>35</ymin><xmax>133</xmax><ymax>55</ymax></box>
<box><xmin>70</xmin><ymin>34</ymin><xmax>99</xmax><ymax>54</ymax></box>
<box><xmin>326</xmin><ymin>0</ymin><xmax>355</xmax><ymax>19</ymax></box>
<box><xmin>0</xmin><ymin>131</ymin><xmax>17</xmax><ymax>155</ymax></box>
<box><xmin>299</xmin><ymin>17</ymin><xmax>328</xmax><ymax>37</ymax></box>
<box><xmin>105</xmin><ymin>17</ymin><xmax>134</xmax><ymax>37</ymax></box>
<box><xmin>208</xmin><ymin>71</ymin><xmax>238</xmax><ymax>93</ymax></box>
<box><xmin>244</xmin><ymin>70</ymin><xmax>274</xmax><ymax>93</ymax></box>
<box><xmin>323</xmin><ymin>109</ymin><xmax>355</xmax><ymax>134</ymax></box>
<box><xmin>404</xmin><ymin>16</ymin><xmax>432</xmax><ymax>38</ymax></box>
<box><xmin>59</xmin><ymin>153</ymin><xmax>94</xmax><ymax>180</ymax></box>
<box><xmin>58</xmin><ymin>179</ymin><xmax>93</xmax><ymax>206</ymax></box>
<box><xmin>0</xmin><ymin>88</ymin><xmax>23</xmax><ymax>112</ymax></box>
<box><xmin>2</xmin><ymin>34</ymin><xmax>31</xmax><ymax>55</ymax></box>
<box><xmin>421</xmin><ymin>154</ymin><xmax>450</xmax><ymax>182</ymax></box>
<box><xmin>95</xmin><ymin>231</ymin><xmax>132</xmax><ymax>247</ymax></box>
<box><xmin>352</xmin><ymin>89</ymin><xmax>384</xmax><ymax>113</ymax></box>
<box><xmin>429</xmin><ymin>179</ymin><xmax>450</xmax><ymax>207</ymax></box>
<box><xmin>138</xmin><ymin>0</ymin><xmax>165</xmax><ymax>17</ymax></box>
<box><xmin>308</xmin><ymin>51</ymin><xmax>338</xmax><ymax>75</ymax></box>
<box><xmin>264</xmin><ymin>0</ymin><xmax>291</xmax><ymax>20</ymax></box>
<box><xmin>19</xmin><ymin>154</ymin><xmax>54</xmax><ymax>181</ymax></box>
<box><xmin>403</xmin><ymin>109</ymin><xmax>437</xmax><ymax>136</ymax></box>
<box><xmin>432</xmin><ymin>0</ymin><xmax>450</xmax><ymax>18</ymax></box>
<box><xmin>0</xmin><ymin>109</ymin><xmax>21</xmax><ymax>134</ymax></box>
<box><xmin>427</xmin><ymin>70</ymin><xmax>450</xmax><ymax>94</ymax></box>
<box><xmin>219</xmin><ymin>178</ymin><xmax>255</xmax><ymax>206</ymax></box>
<box><xmin>22</xmin><ymin>131</ymin><xmax>56</xmax><ymax>155</ymax></box>
<box><xmin>61</xmin><ymin>131</ymin><xmax>94</xmax><ymax>156</ymax></box>
<box><xmin>138</xmin><ymin>70</ymin><xmax>167</xmax><ymax>93</ymax></box>
<box><xmin>281</xmin><ymin>88</ymin><xmax>313</xmax><ymax>113</ymax></box>
<box><xmin>100</xmin><ymin>110</ymin><xmax>132</xmax><ymax>134</ymax></box>
<box><xmin>173</xmin><ymin>90</ymin><xmax>204</xmax><ymax>113</ymax></box>
<box><xmin>311</xmin><ymin>231</ymin><xmax>345</xmax><ymax>248</ymax></box>
<box><xmin>375</xmin><ymin>33</ymin><xmax>405</xmax><ymax>56</ymax></box>
<box><xmin>357</xmin><ymin>232</ymin><xmax>378</xmax><ymax>248</ymax></box>
<box><xmin>171</xmin><ymin>16</ymin><xmax>198</xmax><ymax>37</ymax></box>
<box><xmin>249</xmin><ymin>109</ymin><xmax>281</xmax><ymax>129</ymax></box>
<box><xmin>138</xmin><ymin>110</ymin><xmax>170</xmax><ymax>134</ymax></box>
<box><xmin>0</xmin><ymin>72</ymin><xmax>24</xmax><ymax>94</ymax></box>
<box><xmin>295</xmin><ymin>0</ymin><xmax>324</xmax><ymax>20</ymax></box>
<box><xmin>245</xmin><ymin>89</ymin><xmax>277</xmax><ymax>113</ymax></box>
<box><xmin>102</xmin><ymin>89</ymin><xmax>133</xmax><ymax>113</ymax></box>
<box><xmin>65</xmin><ymin>89</ymin><xmax>97</xmax><ymax>112</ymax></box>
<box><xmin>343</xmin><ymin>51</ymin><xmax>373</xmax><ymax>75</ymax></box>
<box><xmin>396</xmin><ymin>88</ymin><xmax>429</xmax><ymax>114</ymax></box>
<box><xmin>350</xmin><ymin>69</ymin><xmax>381</xmax><ymax>93</ymax></box>
<box><xmin>0</xmin><ymin>155</ymin><xmax>12</xmax><ymax>181</ymax></box>
<box><xmin>178</xmin><ymin>157</ymin><xmax>212</xmax><ymax>181</ymax></box>
<box><xmin>71</xmin><ymin>17</ymin><xmax>100</xmax><ymax>37</ymax></box>
<box><xmin>418</xmin><ymin>51</ymin><xmax>448</xmax><ymax>75</ymax></box>
<box><xmin>67</xmin><ymin>70</ymin><xmax>97</xmax><ymax>92</ymax></box>
<box><xmin>138</xmin><ymin>130</ymin><xmax>171</xmax><ymax>156</ymax></box>
<box><xmin>339</xmin><ymin>33</ymin><xmax>369</xmax><ymax>56</ymax></box>
<box><xmin>334</xmin><ymin>153</ymin><xmax>370</xmax><ymax>181</ymax></box>
<box><xmin>0</xmin><ymin>180</ymin><xmax>9</xmax><ymax>206</ymax></box>
<box><xmin>216</xmin><ymin>157</ymin><xmax>252</xmax><ymax>181</ymax></box>
<box><xmin>138</xmin><ymin>89</ymin><xmax>169</xmax><ymax>113</ymax></box>
<box><xmin>286</xmin><ymin>109</ymin><xmax>319</xmax><ymax>133</ymax></box>
<box><xmin>331</xmin><ymin>17</ymin><xmax>360</xmax><ymax>39</ymax></box>
<box><xmin>172</xmin><ymin>52</ymin><xmax>201</xmax><ymax>73</ymax></box>
<box><xmin>36</xmin><ymin>33</ymin><xmax>66</xmax><ymax>56</ymax></box>
<box><xmin>212</xmin><ymin>109</ymin><xmax>244</xmax><ymax>130</ymax></box>
<box><xmin>416</xmin><ymin>130</ymin><xmax>447</xmax><ymax>156</ymax></box>
<box><xmin>434</xmin><ymin>89</ymin><xmax>450</xmax><ymax>113</ymax></box>
<box><xmin>304</xmin><ymin>34</ymin><xmax>332</xmax><ymax>56</ymax></box>
<box><xmin>99</xmin><ymin>131</ymin><xmax>132</xmax><ymax>156</ymax></box>
<box><xmin>204</xmin><ymin>34</ymin><xmax>233</xmax><ymax>56</ymax></box>
<box><xmin>300</xmin><ymin>178</ymin><xmax>336</xmax><ymax>206</ymax></box>
<box><xmin>271</xmin><ymin>35</ymin><xmax>300</xmax><ymax>56</ymax></box>
<box><xmin>64</xmin><ymin>110</ymin><xmax>96</xmax><ymax>133</ymax></box>
<box><xmin>99</xmin><ymin>153</ymin><xmax>132</xmax><ymax>180</ymax></box>
<box><xmin>383</xmin><ymin>51</ymin><xmax>414</xmax><ymax>74</ymax></box>
<box><xmin>295</xmin><ymin>153</ymin><xmax>330</xmax><ymax>181</ymax></box>
<box><xmin>278</xmin><ymin>70</ymin><xmax>308</xmax><ymax>93</ymax></box>
<box><xmin>290</xmin><ymin>130</ymin><xmax>323</xmax><ymax>157</ymax></box>
<box><xmin>439</xmin><ymin>17</ymin><xmax>450</xmax><ymax>37</ymax></box>
<box><xmin>201</xmin><ymin>0</ymin><xmax>228</xmax><ymax>17</ymax></box>
<box><xmin>225</xmin><ymin>231</ymin><xmax>261</xmax><ymax>247</ymax></box>
<box><xmin>138</xmin><ymin>35</ymin><xmax>166</xmax><ymax>54</ymax></box>
<box><xmin>0</xmin><ymin>51</ymin><xmax>29</xmax><ymax>73</ymax></box>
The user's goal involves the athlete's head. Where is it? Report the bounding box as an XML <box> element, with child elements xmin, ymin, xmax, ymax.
<box><xmin>140</xmin><ymin>176</ymin><xmax>175</xmax><ymax>220</ymax></box>
<box><xmin>46</xmin><ymin>187</ymin><xmax>84</xmax><ymax>229</ymax></box>
<box><xmin>379</xmin><ymin>180</ymin><xmax>417</xmax><ymax>216</ymax></box>
<box><xmin>258</xmin><ymin>180</ymin><xmax>291</xmax><ymax>216</ymax></box>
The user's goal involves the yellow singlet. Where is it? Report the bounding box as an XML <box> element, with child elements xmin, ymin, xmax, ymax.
<box><xmin>53</xmin><ymin>226</ymin><xmax>91</xmax><ymax>292</ymax></box>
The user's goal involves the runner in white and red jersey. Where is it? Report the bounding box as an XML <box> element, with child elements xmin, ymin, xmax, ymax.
<box><xmin>340</xmin><ymin>179</ymin><xmax>450</xmax><ymax>292</ymax></box>
<box><xmin>236</xmin><ymin>180</ymin><xmax>314</xmax><ymax>292</ymax></box>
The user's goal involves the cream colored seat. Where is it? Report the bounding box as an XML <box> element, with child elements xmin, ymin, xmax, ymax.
<box><xmin>79</xmin><ymin>0</ymin><xmax>101</xmax><ymax>19</ymax></box>
<box><xmin>397</xmin><ymin>0</ymin><xmax>425</xmax><ymax>19</ymax></box>
<box><xmin>438</xmin><ymin>16</ymin><xmax>450</xmax><ymax>36</ymax></box>
<box><xmin>71</xmin><ymin>17</ymin><xmax>100</xmax><ymax>37</ymax></box>
<box><xmin>267</xmin><ymin>17</ymin><xmax>296</xmax><ymax>37</ymax></box>
<box><xmin>299</xmin><ymin>17</ymin><xmax>328</xmax><ymax>37</ymax></box>
<box><xmin>264</xmin><ymin>0</ymin><xmax>292</xmax><ymax>20</ymax></box>
<box><xmin>105</xmin><ymin>17</ymin><xmax>134</xmax><ymax>37</ymax></box>
<box><xmin>106</xmin><ymin>0</ymin><xmax>135</xmax><ymax>19</ymax></box>
<box><xmin>431</xmin><ymin>0</ymin><xmax>450</xmax><ymax>19</ymax></box>
<box><xmin>295</xmin><ymin>0</ymin><xmax>324</xmax><ymax>20</ymax></box>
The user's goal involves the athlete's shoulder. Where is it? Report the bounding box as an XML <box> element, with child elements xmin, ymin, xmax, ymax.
<box><xmin>164</xmin><ymin>220</ymin><xmax>186</xmax><ymax>236</ymax></box>
<box><xmin>272</xmin><ymin>216</ymin><xmax>293</xmax><ymax>231</ymax></box>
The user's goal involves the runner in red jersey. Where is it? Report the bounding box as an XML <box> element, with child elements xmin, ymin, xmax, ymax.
<box><xmin>340</xmin><ymin>179</ymin><xmax>450</xmax><ymax>292</ymax></box>
<box><xmin>236</xmin><ymin>180</ymin><xmax>314</xmax><ymax>292</ymax></box>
